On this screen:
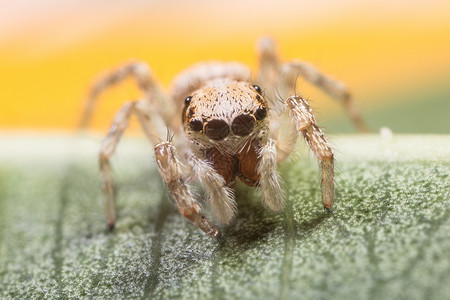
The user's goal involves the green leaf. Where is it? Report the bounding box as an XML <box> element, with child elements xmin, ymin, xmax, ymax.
<box><xmin>0</xmin><ymin>134</ymin><xmax>449</xmax><ymax>299</ymax></box>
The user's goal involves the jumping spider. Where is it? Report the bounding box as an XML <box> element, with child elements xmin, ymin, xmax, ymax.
<box><xmin>80</xmin><ymin>37</ymin><xmax>368</xmax><ymax>238</ymax></box>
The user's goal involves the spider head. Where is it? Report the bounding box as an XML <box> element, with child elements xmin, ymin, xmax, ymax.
<box><xmin>182</xmin><ymin>79</ymin><xmax>269</xmax><ymax>150</ymax></box>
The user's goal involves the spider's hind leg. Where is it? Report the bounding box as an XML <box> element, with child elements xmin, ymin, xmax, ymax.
<box><xmin>80</xmin><ymin>61</ymin><xmax>174</xmax><ymax>129</ymax></box>
<box><xmin>98</xmin><ymin>101</ymin><xmax>137</xmax><ymax>229</ymax></box>
<box><xmin>98</xmin><ymin>99</ymin><xmax>164</xmax><ymax>229</ymax></box>
<box><xmin>280</xmin><ymin>61</ymin><xmax>369</xmax><ymax>133</ymax></box>
<box><xmin>254</xmin><ymin>37</ymin><xmax>369</xmax><ymax>133</ymax></box>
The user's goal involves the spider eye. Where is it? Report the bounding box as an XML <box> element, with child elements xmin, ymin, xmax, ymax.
<box><xmin>205</xmin><ymin>119</ymin><xmax>230</xmax><ymax>140</ymax></box>
<box><xmin>232</xmin><ymin>114</ymin><xmax>255</xmax><ymax>136</ymax></box>
<box><xmin>189</xmin><ymin>119</ymin><xmax>203</xmax><ymax>132</ymax></box>
<box><xmin>185</xmin><ymin>96</ymin><xmax>192</xmax><ymax>106</ymax></box>
<box><xmin>252</xmin><ymin>85</ymin><xmax>262</xmax><ymax>94</ymax></box>
<box><xmin>254</xmin><ymin>107</ymin><xmax>267</xmax><ymax>120</ymax></box>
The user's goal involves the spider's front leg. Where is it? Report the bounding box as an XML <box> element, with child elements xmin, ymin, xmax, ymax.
<box><xmin>284</xmin><ymin>96</ymin><xmax>335</xmax><ymax>209</ymax></box>
<box><xmin>186</xmin><ymin>153</ymin><xmax>237</xmax><ymax>225</ymax></box>
<box><xmin>154</xmin><ymin>142</ymin><xmax>221</xmax><ymax>239</ymax></box>
<box><xmin>257</xmin><ymin>138</ymin><xmax>286</xmax><ymax>212</ymax></box>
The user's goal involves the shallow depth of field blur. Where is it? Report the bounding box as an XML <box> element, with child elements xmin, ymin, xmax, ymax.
<box><xmin>1</xmin><ymin>0</ymin><xmax>449</xmax><ymax>134</ymax></box>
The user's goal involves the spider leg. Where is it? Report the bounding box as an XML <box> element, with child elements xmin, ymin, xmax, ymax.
<box><xmin>280</xmin><ymin>61</ymin><xmax>369</xmax><ymax>133</ymax></box>
<box><xmin>255</xmin><ymin>37</ymin><xmax>281</xmax><ymax>99</ymax></box>
<box><xmin>155</xmin><ymin>142</ymin><xmax>221</xmax><ymax>238</ymax></box>
<box><xmin>283</xmin><ymin>95</ymin><xmax>335</xmax><ymax>209</ymax></box>
<box><xmin>98</xmin><ymin>101</ymin><xmax>136</xmax><ymax>229</ymax></box>
<box><xmin>255</xmin><ymin>37</ymin><xmax>369</xmax><ymax>133</ymax></box>
<box><xmin>186</xmin><ymin>153</ymin><xmax>237</xmax><ymax>225</ymax></box>
<box><xmin>257</xmin><ymin>138</ymin><xmax>285</xmax><ymax>211</ymax></box>
<box><xmin>80</xmin><ymin>61</ymin><xmax>175</xmax><ymax>129</ymax></box>
<box><xmin>98</xmin><ymin>99</ymin><xmax>164</xmax><ymax>229</ymax></box>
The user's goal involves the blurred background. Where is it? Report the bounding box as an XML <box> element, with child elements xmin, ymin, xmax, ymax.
<box><xmin>1</xmin><ymin>0</ymin><xmax>449</xmax><ymax>134</ymax></box>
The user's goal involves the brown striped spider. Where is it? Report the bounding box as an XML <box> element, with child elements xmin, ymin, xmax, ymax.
<box><xmin>81</xmin><ymin>37</ymin><xmax>368</xmax><ymax>238</ymax></box>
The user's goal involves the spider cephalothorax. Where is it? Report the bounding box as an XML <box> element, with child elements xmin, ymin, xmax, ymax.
<box><xmin>182</xmin><ymin>79</ymin><xmax>270</xmax><ymax>188</ymax></box>
<box><xmin>81</xmin><ymin>37</ymin><xmax>368</xmax><ymax>238</ymax></box>
<box><xmin>183</xmin><ymin>80</ymin><xmax>268</xmax><ymax>142</ymax></box>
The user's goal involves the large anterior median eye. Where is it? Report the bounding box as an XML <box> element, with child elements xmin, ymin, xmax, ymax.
<box><xmin>205</xmin><ymin>119</ymin><xmax>230</xmax><ymax>140</ymax></box>
<box><xmin>231</xmin><ymin>114</ymin><xmax>255</xmax><ymax>136</ymax></box>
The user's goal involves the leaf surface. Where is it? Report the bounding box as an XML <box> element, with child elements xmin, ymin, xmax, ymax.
<box><xmin>0</xmin><ymin>135</ymin><xmax>449</xmax><ymax>299</ymax></box>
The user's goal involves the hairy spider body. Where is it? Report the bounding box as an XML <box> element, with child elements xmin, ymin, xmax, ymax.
<box><xmin>183</xmin><ymin>78</ymin><xmax>269</xmax><ymax>187</ymax></box>
<box><xmin>81</xmin><ymin>38</ymin><xmax>368</xmax><ymax>238</ymax></box>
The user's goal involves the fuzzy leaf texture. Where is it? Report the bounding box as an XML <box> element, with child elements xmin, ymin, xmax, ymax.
<box><xmin>0</xmin><ymin>134</ymin><xmax>449</xmax><ymax>299</ymax></box>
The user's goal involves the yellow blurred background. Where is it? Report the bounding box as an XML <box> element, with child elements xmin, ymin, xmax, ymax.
<box><xmin>1</xmin><ymin>0</ymin><xmax>449</xmax><ymax>133</ymax></box>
